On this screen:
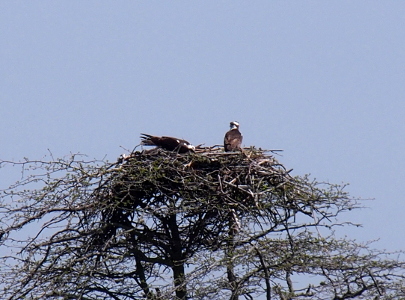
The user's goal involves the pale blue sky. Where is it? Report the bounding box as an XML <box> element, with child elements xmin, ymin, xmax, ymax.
<box><xmin>1</xmin><ymin>2</ymin><xmax>404</xmax><ymax>253</ymax></box>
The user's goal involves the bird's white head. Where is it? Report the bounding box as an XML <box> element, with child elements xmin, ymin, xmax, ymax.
<box><xmin>187</xmin><ymin>144</ymin><xmax>196</xmax><ymax>151</ymax></box>
<box><xmin>229</xmin><ymin>121</ymin><xmax>240</xmax><ymax>130</ymax></box>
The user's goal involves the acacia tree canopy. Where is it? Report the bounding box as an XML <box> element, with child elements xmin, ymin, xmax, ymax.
<box><xmin>0</xmin><ymin>148</ymin><xmax>404</xmax><ymax>300</ymax></box>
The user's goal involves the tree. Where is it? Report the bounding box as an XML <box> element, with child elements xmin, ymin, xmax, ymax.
<box><xmin>0</xmin><ymin>147</ymin><xmax>404</xmax><ymax>299</ymax></box>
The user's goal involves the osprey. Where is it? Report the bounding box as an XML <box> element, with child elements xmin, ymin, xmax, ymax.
<box><xmin>224</xmin><ymin>121</ymin><xmax>243</xmax><ymax>152</ymax></box>
<box><xmin>140</xmin><ymin>134</ymin><xmax>195</xmax><ymax>153</ymax></box>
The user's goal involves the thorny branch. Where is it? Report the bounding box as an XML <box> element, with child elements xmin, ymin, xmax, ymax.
<box><xmin>0</xmin><ymin>148</ymin><xmax>404</xmax><ymax>299</ymax></box>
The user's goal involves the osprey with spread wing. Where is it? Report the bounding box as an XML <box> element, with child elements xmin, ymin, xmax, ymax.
<box><xmin>140</xmin><ymin>134</ymin><xmax>195</xmax><ymax>153</ymax></box>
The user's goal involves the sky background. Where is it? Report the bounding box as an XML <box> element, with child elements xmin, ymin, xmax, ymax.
<box><xmin>1</xmin><ymin>1</ymin><xmax>404</xmax><ymax>255</ymax></box>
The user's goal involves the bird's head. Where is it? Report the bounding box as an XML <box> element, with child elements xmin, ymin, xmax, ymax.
<box><xmin>186</xmin><ymin>144</ymin><xmax>196</xmax><ymax>152</ymax></box>
<box><xmin>229</xmin><ymin>121</ymin><xmax>240</xmax><ymax>130</ymax></box>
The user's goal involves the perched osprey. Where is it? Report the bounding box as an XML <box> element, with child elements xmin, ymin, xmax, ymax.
<box><xmin>224</xmin><ymin>121</ymin><xmax>243</xmax><ymax>152</ymax></box>
<box><xmin>140</xmin><ymin>134</ymin><xmax>195</xmax><ymax>153</ymax></box>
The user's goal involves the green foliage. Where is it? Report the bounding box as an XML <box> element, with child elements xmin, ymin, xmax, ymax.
<box><xmin>0</xmin><ymin>149</ymin><xmax>404</xmax><ymax>299</ymax></box>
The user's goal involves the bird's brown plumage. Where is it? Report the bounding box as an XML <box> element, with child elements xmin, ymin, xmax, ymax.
<box><xmin>140</xmin><ymin>134</ymin><xmax>195</xmax><ymax>153</ymax></box>
<box><xmin>224</xmin><ymin>121</ymin><xmax>243</xmax><ymax>152</ymax></box>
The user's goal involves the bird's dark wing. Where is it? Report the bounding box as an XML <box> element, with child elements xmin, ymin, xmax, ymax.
<box><xmin>224</xmin><ymin>130</ymin><xmax>243</xmax><ymax>152</ymax></box>
<box><xmin>140</xmin><ymin>134</ymin><xmax>194</xmax><ymax>153</ymax></box>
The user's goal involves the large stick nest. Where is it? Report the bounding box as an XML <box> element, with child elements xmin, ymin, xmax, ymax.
<box><xmin>90</xmin><ymin>147</ymin><xmax>303</xmax><ymax>252</ymax></box>
<box><xmin>112</xmin><ymin>146</ymin><xmax>293</xmax><ymax>211</ymax></box>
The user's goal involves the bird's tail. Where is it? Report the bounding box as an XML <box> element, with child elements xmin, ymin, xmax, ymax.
<box><xmin>140</xmin><ymin>133</ymin><xmax>156</xmax><ymax>146</ymax></box>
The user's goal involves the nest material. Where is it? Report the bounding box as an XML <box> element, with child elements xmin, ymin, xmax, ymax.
<box><xmin>111</xmin><ymin>146</ymin><xmax>292</xmax><ymax>211</ymax></box>
<box><xmin>91</xmin><ymin>146</ymin><xmax>295</xmax><ymax>250</ymax></box>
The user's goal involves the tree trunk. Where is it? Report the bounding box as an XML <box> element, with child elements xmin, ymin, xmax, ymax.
<box><xmin>227</xmin><ymin>210</ymin><xmax>239</xmax><ymax>300</ymax></box>
<box><xmin>168</xmin><ymin>213</ymin><xmax>187</xmax><ymax>299</ymax></box>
